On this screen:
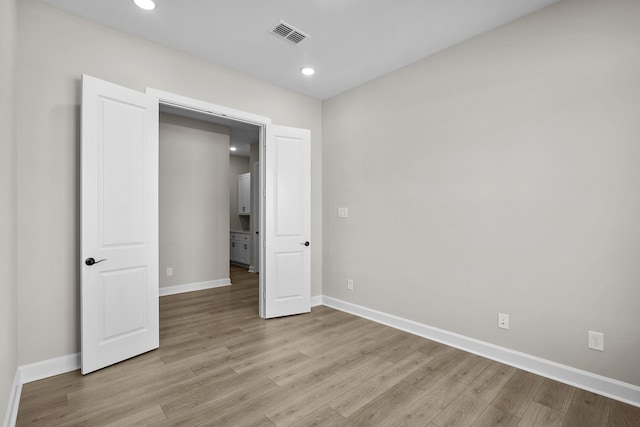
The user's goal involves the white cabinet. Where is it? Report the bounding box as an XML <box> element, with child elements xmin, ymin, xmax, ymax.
<box><xmin>238</xmin><ymin>173</ymin><xmax>251</xmax><ymax>216</ymax></box>
<box><xmin>230</xmin><ymin>231</ymin><xmax>250</xmax><ymax>265</ymax></box>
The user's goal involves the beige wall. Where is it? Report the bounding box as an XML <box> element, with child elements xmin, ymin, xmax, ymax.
<box><xmin>229</xmin><ymin>156</ymin><xmax>251</xmax><ymax>232</ymax></box>
<box><xmin>1</xmin><ymin>0</ymin><xmax>18</xmax><ymax>421</ymax></box>
<box><xmin>322</xmin><ymin>0</ymin><xmax>640</xmax><ymax>386</ymax></box>
<box><xmin>16</xmin><ymin>0</ymin><xmax>322</xmax><ymax>365</ymax></box>
<box><xmin>159</xmin><ymin>114</ymin><xmax>231</xmax><ymax>288</ymax></box>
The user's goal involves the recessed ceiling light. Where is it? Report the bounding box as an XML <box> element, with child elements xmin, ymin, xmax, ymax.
<box><xmin>301</xmin><ymin>67</ymin><xmax>315</xmax><ymax>76</ymax></box>
<box><xmin>229</xmin><ymin>147</ymin><xmax>237</xmax><ymax>152</ymax></box>
<box><xmin>134</xmin><ymin>0</ymin><xmax>156</xmax><ymax>10</ymax></box>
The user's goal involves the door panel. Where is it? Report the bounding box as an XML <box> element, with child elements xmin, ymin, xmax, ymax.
<box><xmin>275</xmin><ymin>139</ymin><xmax>304</xmax><ymax>235</ymax></box>
<box><xmin>101</xmin><ymin>267</ymin><xmax>148</xmax><ymax>341</ymax></box>
<box><xmin>81</xmin><ymin>74</ymin><xmax>159</xmax><ymax>374</ymax></box>
<box><xmin>274</xmin><ymin>252</ymin><xmax>305</xmax><ymax>299</ymax></box>
<box><xmin>264</xmin><ymin>125</ymin><xmax>311</xmax><ymax>318</ymax></box>
<box><xmin>100</xmin><ymin>98</ymin><xmax>146</xmax><ymax>246</ymax></box>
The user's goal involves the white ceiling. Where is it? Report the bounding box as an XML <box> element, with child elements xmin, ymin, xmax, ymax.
<box><xmin>41</xmin><ymin>0</ymin><xmax>558</xmax><ymax>100</ymax></box>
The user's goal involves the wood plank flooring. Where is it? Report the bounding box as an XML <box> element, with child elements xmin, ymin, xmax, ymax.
<box><xmin>17</xmin><ymin>265</ymin><xmax>640</xmax><ymax>426</ymax></box>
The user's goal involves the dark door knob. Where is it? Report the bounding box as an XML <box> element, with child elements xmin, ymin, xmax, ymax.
<box><xmin>304</xmin><ymin>241</ymin><xmax>310</xmax><ymax>247</ymax></box>
<box><xmin>85</xmin><ymin>257</ymin><xmax>106</xmax><ymax>266</ymax></box>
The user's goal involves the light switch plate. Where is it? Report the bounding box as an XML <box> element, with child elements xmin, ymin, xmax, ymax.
<box><xmin>337</xmin><ymin>207</ymin><xmax>348</xmax><ymax>218</ymax></box>
<box><xmin>498</xmin><ymin>313</ymin><xmax>509</xmax><ymax>330</ymax></box>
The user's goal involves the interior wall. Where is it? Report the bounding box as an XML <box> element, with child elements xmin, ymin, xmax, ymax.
<box><xmin>322</xmin><ymin>0</ymin><xmax>640</xmax><ymax>386</ymax></box>
<box><xmin>0</xmin><ymin>0</ymin><xmax>18</xmax><ymax>421</ymax></box>
<box><xmin>159</xmin><ymin>113</ymin><xmax>230</xmax><ymax>288</ymax></box>
<box><xmin>16</xmin><ymin>0</ymin><xmax>322</xmax><ymax>366</ymax></box>
<box><xmin>229</xmin><ymin>155</ymin><xmax>251</xmax><ymax>232</ymax></box>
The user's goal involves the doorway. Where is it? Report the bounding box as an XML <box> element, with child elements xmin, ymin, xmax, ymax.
<box><xmin>146</xmin><ymin>88</ymin><xmax>273</xmax><ymax>315</ymax></box>
<box><xmin>149</xmin><ymin>90</ymin><xmax>313</xmax><ymax>319</ymax></box>
<box><xmin>157</xmin><ymin>105</ymin><xmax>261</xmax><ymax>301</ymax></box>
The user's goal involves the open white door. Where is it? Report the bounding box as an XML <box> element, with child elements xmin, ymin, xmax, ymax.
<box><xmin>264</xmin><ymin>125</ymin><xmax>311</xmax><ymax>318</ymax></box>
<box><xmin>81</xmin><ymin>75</ymin><xmax>159</xmax><ymax>374</ymax></box>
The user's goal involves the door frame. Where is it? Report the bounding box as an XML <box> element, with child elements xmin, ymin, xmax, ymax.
<box><xmin>251</xmin><ymin>160</ymin><xmax>260</xmax><ymax>274</ymax></box>
<box><xmin>146</xmin><ymin>88</ymin><xmax>270</xmax><ymax>318</ymax></box>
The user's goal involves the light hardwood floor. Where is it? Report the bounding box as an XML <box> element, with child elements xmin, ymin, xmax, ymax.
<box><xmin>17</xmin><ymin>265</ymin><xmax>640</xmax><ymax>426</ymax></box>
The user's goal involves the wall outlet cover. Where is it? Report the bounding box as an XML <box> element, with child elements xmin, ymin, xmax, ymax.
<box><xmin>588</xmin><ymin>330</ymin><xmax>604</xmax><ymax>351</ymax></box>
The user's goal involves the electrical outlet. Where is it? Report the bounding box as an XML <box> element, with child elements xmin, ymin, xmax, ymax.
<box><xmin>347</xmin><ymin>279</ymin><xmax>354</xmax><ymax>290</ymax></box>
<box><xmin>588</xmin><ymin>331</ymin><xmax>604</xmax><ymax>351</ymax></box>
<box><xmin>498</xmin><ymin>313</ymin><xmax>509</xmax><ymax>330</ymax></box>
<box><xmin>166</xmin><ymin>267</ymin><xmax>173</xmax><ymax>277</ymax></box>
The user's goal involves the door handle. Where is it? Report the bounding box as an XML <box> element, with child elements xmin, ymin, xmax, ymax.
<box><xmin>85</xmin><ymin>257</ymin><xmax>107</xmax><ymax>266</ymax></box>
<box><xmin>302</xmin><ymin>241</ymin><xmax>310</xmax><ymax>247</ymax></box>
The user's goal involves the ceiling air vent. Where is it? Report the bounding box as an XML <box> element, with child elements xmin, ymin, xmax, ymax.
<box><xmin>269</xmin><ymin>21</ymin><xmax>309</xmax><ymax>45</ymax></box>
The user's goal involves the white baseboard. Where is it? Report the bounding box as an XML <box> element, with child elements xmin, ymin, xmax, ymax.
<box><xmin>321</xmin><ymin>295</ymin><xmax>640</xmax><ymax>408</ymax></box>
<box><xmin>4</xmin><ymin>354</ymin><xmax>80</xmax><ymax>427</ymax></box>
<box><xmin>159</xmin><ymin>278</ymin><xmax>231</xmax><ymax>297</ymax></box>
<box><xmin>2</xmin><ymin>370</ymin><xmax>21</xmax><ymax>427</ymax></box>
<box><xmin>19</xmin><ymin>353</ymin><xmax>80</xmax><ymax>385</ymax></box>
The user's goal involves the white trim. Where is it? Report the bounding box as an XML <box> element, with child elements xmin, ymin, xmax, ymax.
<box><xmin>19</xmin><ymin>353</ymin><xmax>80</xmax><ymax>385</ymax></box>
<box><xmin>3</xmin><ymin>370</ymin><xmax>21</xmax><ymax>427</ymax></box>
<box><xmin>159</xmin><ymin>278</ymin><xmax>231</xmax><ymax>297</ymax></box>
<box><xmin>321</xmin><ymin>295</ymin><xmax>640</xmax><ymax>408</ymax></box>
<box><xmin>146</xmin><ymin>88</ymin><xmax>272</xmax><ymax>127</ymax></box>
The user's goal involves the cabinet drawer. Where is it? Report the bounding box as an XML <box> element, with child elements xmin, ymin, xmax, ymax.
<box><xmin>230</xmin><ymin>232</ymin><xmax>250</xmax><ymax>242</ymax></box>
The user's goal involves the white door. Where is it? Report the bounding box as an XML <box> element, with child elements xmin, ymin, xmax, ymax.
<box><xmin>81</xmin><ymin>75</ymin><xmax>159</xmax><ymax>374</ymax></box>
<box><xmin>264</xmin><ymin>125</ymin><xmax>311</xmax><ymax>318</ymax></box>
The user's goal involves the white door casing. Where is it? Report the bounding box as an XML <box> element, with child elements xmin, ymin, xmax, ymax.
<box><xmin>264</xmin><ymin>125</ymin><xmax>311</xmax><ymax>318</ymax></box>
<box><xmin>81</xmin><ymin>75</ymin><xmax>159</xmax><ymax>374</ymax></box>
<box><xmin>251</xmin><ymin>161</ymin><xmax>260</xmax><ymax>273</ymax></box>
